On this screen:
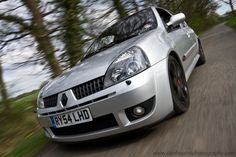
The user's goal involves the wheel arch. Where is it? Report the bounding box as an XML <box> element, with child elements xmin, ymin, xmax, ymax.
<box><xmin>168</xmin><ymin>51</ymin><xmax>183</xmax><ymax>69</ymax></box>
<box><xmin>197</xmin><ymin>38</ymin><xmax>201</xmax><ymax>47</ymax></box>
<box><xmin>167</xmin><ymin>51</ymin><xmax>190</xmax><ymax>114</ymax></box>
<box><xmin>167</xmin><ymin>50</ymin><xmax>187</xmax><ymax>79</ymax></box>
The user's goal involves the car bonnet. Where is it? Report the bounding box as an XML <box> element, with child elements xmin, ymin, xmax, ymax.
<box><xmin>42</xmin><ymin>32</ymin><xmax>152</xmax><ymax>97</ymax></box>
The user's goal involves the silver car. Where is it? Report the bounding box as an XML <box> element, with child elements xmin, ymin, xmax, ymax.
<box><xmin>37</xmin><ymin>7</ymin><xmax>205</xmax><ymax>142</ymax></box>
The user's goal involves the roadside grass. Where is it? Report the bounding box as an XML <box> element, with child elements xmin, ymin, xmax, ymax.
<box><xmin>4</xmin><ymin>131</ymin><xmax>48</xmax><ymax>157</ymax></box>
<box><xmin>226</xmin><ymin>17</ymin><xmax>236</xmax><ymax>29</ymax></box>
<box><xmin>0</xmin><ymin>92</ymin><xmax>49</xmax><ymax>157</ymax></box>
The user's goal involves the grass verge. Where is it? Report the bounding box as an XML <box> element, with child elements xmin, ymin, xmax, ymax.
<box><xmin>0</xmin><ymin>92</ymin><xmax>48</xmax><ymax>157</ymax></box>
<box><xmin>226</xmin><ymin>17</ymin><xmax>236</xmax><ymax>29</ymax></box>
<box><xmin>4</xmin><ymin>131</ymin><xmax>48</xmax><ymax>157</ymax></box>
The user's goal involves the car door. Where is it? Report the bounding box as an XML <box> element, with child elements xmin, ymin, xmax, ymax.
<box><xmin>167</xmin><ymin>25</ymin><xmax>192</xmax><ymax>72</ymax></box>
<box><xmin>156</xmin><ymin>8</ymin><xmax>192</xmax><ymax>72</ymax></box>
<box><xmin>180</xmin><ymin>22</ymin><xmax>198</xmax><ymax>70</ymax></box>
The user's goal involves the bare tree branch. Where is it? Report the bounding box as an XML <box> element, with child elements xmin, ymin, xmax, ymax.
<box><xmin>0</xmin><ymin>4</ymin><xmax>25</xmax><ymax>14</ymax></box>
<box><xmin>0</xmin><ymin>33</ymin><xmax>30</xmax><ymax>50</ymax></box>
<box><xmin>42</xmin><ymin>6</ymin><xmax>61</xmax><ymax>17</ymax></box>
<box><xmin>219</xmin><ymin>0</ymin><xmax>230</xmax><ymax>4</ymax></box>
<box><xmin>0</xmin><ymin>14</ymin><xmax>31</xmax><ymax>30</ymax></box>
<box><xmin>0</xmin><ymin>30</ymin><xmax>25</xmax><ymax>36</ymax></box>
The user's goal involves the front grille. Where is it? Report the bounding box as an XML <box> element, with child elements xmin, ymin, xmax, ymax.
<box><xmin>50</xmin><ymin>114</ymin><xmax>118</xmax><ymax>136</ymax></box>
<box><xmin>72</xmin><ymin>76</ymin><xmax>104</xmax><ymax>100</ymax></box>
<box><xmin>41</xmin><ymin>93</ymin><xmax>115</xmax><ymax>116</ymax></box>
<box><xmin>43</xmin><ymin>76</ymin><xmax>104</xmax><ymax>108</ymax></box>
<box><xmin>43</xmin><ymin>94</ymin><xmax>58</xmax><ymax>108</ymax></box>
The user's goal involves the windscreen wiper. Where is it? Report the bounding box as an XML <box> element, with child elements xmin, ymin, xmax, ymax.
<box><xmin>82</xmin><ymin>42</ymin><xmax>116</xmax><ymax>60</ymax></box>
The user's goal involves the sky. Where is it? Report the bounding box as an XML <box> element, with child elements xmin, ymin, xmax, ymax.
<box><xmin>2</xmin><ymin>2</ymin><xmax>233</xmax><ymax>98</ymax></box>
<box><xmin>216</xmin><ymin>2</ymin><xmax>232</xmax><ymax>15</ymax></box>
<box><xmin>3</xmin><ymin>47</ymin><xmax>50</xmax><ymax>97</ymax></box>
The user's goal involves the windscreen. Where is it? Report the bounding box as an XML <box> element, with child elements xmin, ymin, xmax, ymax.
<box><xmin>84</xmin><ymin>8</ymin><xmax>157</xmax><ymax>58</ymax></box>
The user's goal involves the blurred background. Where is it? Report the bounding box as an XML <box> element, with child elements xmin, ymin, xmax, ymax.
<box><xmin>0</xmin><ymin>0</ymin><xmax>235</xmax><ymax>156</ymax></box>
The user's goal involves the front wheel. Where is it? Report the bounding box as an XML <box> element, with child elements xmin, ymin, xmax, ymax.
<box><xmin>168</xmin><ymin>56</ymin><xmax>190</xmax><ymax>114</ymax></box>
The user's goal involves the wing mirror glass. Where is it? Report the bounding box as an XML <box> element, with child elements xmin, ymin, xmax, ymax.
<box><xmin>167</xmin><ymin>13</ymin><xmax>186</xmax><ymax>27</ymax></box>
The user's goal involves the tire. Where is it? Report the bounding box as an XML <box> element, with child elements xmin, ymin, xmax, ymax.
<box><xmin>168</xmin><ymin>56</ymin><xmax>190</xmax><ymax>114</ymax></box>
<box><xmin>196</xmin><ymin>39</ymin><xmax>206</xmax><ymax>66</ymax></box>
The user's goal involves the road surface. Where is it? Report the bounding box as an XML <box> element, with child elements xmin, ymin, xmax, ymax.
<box><xmin>35</xmin><ymin>24</ymin><xmax>236</xmax><ymax>157</ymax></box>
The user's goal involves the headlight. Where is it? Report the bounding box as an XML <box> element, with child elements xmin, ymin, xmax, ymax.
<box><xmin>104</xmin><ymin>46</ymin><xmax>150</xmax><ymax>88</ymax></box>
<box><xmin>37</xmin><ymin>91</ymin><xmax>44</xmax><ymax>109</ymax></box>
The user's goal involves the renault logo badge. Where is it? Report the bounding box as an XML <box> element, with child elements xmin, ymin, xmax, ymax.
<box><xmin>61</xmin><ymin>93</ymin><xmax>68</xmax><ymax>107</ymax></box>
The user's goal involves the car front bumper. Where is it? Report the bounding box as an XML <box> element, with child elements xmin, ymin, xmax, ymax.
<box><xmin>37</xmin><ymin>58</ymin><xmax>174</xmax><ymax>142</ymax></box>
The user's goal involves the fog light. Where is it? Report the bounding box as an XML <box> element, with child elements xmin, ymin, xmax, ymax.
<box><xmin>125</xmin><ymin>96</ymin><xmax>155</xmax><ymax>121</ymax></box>
<box><xmin>133</xmin><ymin>106</ymin><xmax>145</xmax><ymax>116</ymax></box>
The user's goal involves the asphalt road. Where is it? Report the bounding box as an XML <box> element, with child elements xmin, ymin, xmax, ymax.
<box><xmin>35</xmin><ymin>24</ymin><xmax>236</xmax><ymax>157</ymax></box>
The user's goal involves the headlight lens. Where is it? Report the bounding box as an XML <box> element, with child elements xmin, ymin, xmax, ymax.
<box><xmin>104</xmin><ymin>46</ymin><xmax>150</xmax><ymax>88</ymax></box>
<box><xmin>37</xmin><ymin>91</ymin><xmax>44</xmax><ymax>109</ymax></box>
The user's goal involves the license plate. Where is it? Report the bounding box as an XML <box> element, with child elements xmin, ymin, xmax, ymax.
<box><xmin>50</xmin><ymin>108</ymin><xmax>93</xmax><ymax>128</ymax></box>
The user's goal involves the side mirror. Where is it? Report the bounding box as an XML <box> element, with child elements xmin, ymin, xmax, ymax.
<box><xmin>167</xmin><ymin>13</ymin><xmax>186</xmax><ymax>27</ymax></box>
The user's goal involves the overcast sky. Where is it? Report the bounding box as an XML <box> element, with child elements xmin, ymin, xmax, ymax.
<box><xmin>2</xmin><ymin>3</ymin><xmax>232</xmax><ymax>97</ymax></box>
<box><xmin>216</xmin><ymin>1</ymin><xmax>232</xmax><ymax>15</ymax></box>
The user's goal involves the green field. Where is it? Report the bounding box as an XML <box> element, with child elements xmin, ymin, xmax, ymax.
<box><xmin>0</xmin><ymin>92</ymin><xmax>48</xmax><ymax>157</ymax></box>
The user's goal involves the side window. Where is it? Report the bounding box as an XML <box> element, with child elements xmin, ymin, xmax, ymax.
<box><xmin>156</xmin><ymin>8</ymin><xmax>181</xmax><ymax>32</ymax></box>
<box><xmin>156</xmin><ymin>8</ymin><xmax>171</xmax><ymax>28</ymax></box>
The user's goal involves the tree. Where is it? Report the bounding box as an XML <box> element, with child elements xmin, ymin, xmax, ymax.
<box><xmin>155</xmin><ymin>0</ymin><xmax>219</xmax><ymax>33</ymax></box>
<box><xmin>0</xmin><ymin>0</ymin><xmax>63</xmax><ymax>78</ymax></box>
<box><xmin>0</xmin><ymin>59</ymin><xmax>10</xmax><ymax>110</ymax></box>
<box><xmin>130</xmin><ymin>0</ymin><xmax>140</xmax><ymax>12</ymax></box>
<box><xmin>23</xmin><ymin>0</ymin><xmax>63</xmax><ymax>77</ymax></box>
<box><xmin>112</xmin><ymin>0</ymin><xmax>128</xmax><ymax>19</ymax></box>
<box><xmin>55</xmin><ymin>0</ymin><xmax>87</xmax><ymax>68</ymax></box>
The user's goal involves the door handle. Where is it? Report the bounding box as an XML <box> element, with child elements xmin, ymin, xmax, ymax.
<box><xmin>186</xmin><ymin>31</ymin><xmax>191</xmax><ymax>38</ymax></box>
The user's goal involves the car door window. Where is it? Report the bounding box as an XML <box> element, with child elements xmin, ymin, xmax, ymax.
<box><xmin>156</xmin><ymin>8</ymin><xmax>181</xmax><ymax>32</ymax></box>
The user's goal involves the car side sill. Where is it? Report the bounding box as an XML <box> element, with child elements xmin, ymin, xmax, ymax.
<box><xmin>183</xmin><ymin>43</ymin><xmax>197</xmax><ymax>61</ymax></box>
<box><xmin>185</xmin><ymin>54</ymin><xmax>200</xmax><ymax>81</ymax></box>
